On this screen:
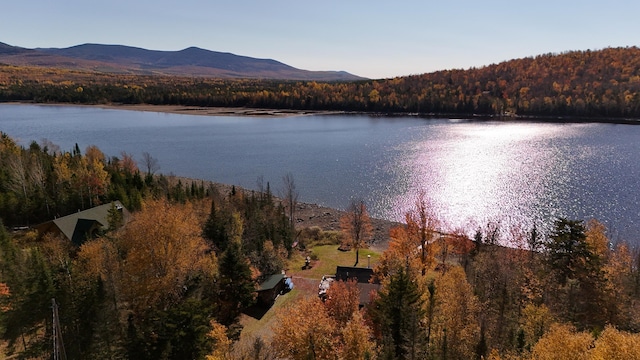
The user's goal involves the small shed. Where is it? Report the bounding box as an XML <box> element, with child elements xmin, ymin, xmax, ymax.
<box><xmin>256</xmin><ymin>273</ymin><xmax>288</xmax><ymax>305</ymax></box>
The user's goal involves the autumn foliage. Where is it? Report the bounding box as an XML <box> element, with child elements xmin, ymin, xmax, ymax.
<box><xmin>4</xmin><ymin>132</ymin><xmax>640</xmax><ymax>358</ymax></box>
<box><xmin>2</xmin><ymin>47</ymin><xmax>640</xmax><ymax>118</ymax></box>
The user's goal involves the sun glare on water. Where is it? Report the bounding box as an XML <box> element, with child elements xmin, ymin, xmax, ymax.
<box><xmin>386</xmin><ymin>121</ymin><xmax>587</xmax><ymax>239</ymax></box>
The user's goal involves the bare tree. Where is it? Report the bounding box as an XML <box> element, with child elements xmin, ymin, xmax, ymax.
<box><xmin>411</xmin><ymin>191</ymin><xmax>439</xmax><ymax>275</ymax></box>
<box><xmin>40</xmin><ymin>138</ymin><xmax>61</xmax><ymax>155</ymax></box>
<box><xmin>5</xmin><ymin>151</ymin><xmax>28</xmax><ymax>200</ymax></box>
<box><xmin>281</xmin><ymin>173</ymin><xmax>299</xmax><ymax>230</ymax></box>
<box><xmin>340</xmin><ymin>199</ymin><xmax>373</xmax><ymax>267</ymax></box>
<box><xmin>141</xmin><ymin>151</ymin><xmax>160</xmax><ymax>176</ymax></box>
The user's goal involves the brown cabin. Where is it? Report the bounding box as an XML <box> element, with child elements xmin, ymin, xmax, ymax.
<box><xmin>256</xmin><ymin>273</ymin><xmax>288</xmax><ymax>305</ymax></box>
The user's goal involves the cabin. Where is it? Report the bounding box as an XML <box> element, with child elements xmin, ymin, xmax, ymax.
<box><xmin>35</xmin><ymin>201</ymin><xmax>129</xmax><ymax>246</ymax></box>
<box><xmin>256</xmin><ymin>273</ymin><xmax>293</xmax><ymax>306</ymax></box>
<box><xmin>320</xmin><ymin>266</ymin><xmax>381</xmax><ymax>306</ymax></box>
<box><xmin>335</xmin><ymin>266</ymin><xmax>378</xmax><ymax>284</ymax></box>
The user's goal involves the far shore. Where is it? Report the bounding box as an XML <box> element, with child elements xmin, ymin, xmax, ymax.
<box><xmin>2</xmin><ymin>101</ymin><xmax>344</xmax><ymax>118</ymax></box>
<box><xmin>5</xmin><ymin>101</ymin><xmax>640</xmax><ymax>124</ymax></box>
<box><xmin>98</xmin><ymin>104</ymin><xmax>348</xmax><ymax>118</ymax></box>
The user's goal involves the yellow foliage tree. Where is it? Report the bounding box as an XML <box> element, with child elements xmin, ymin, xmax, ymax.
<box><xmin>271</xmin><ymin>296</ymin><xmax>337</xmax><ymax>360</ymax></box>
<box><xmin>590</xmin><ymin>325</ymin><xmax>640</xmax><ymax>360</ymax></box>
<box><xmin>205</xmin><ymin>320</ymin><xmax>231</xmax><ymax>360</ymax></box>
<box><xmin>341</xmin><ymin>310</ymin><xmax>377</xmax><ymax>360</ymax></box>
<box><xmin>84</xmin><ymin>145</ymin><xmax>110</xmax><ymax>207</ymax></box>
<box><xmin>118</xmin><ymin>199</ymin><xmax>215</xmax><ymax>312</ymax></box>
<box><xmin>76</xmin><ymin>237</ymin><xmax>123</xmax><ymax>307</ymax></box>
<box><xmin>520</xmin><ymin>304</ymin><xmax>553</xmax><ymax>349</ymax></box>
<box><xmin>408</xmin><ymin>192</ymin><xmax>439</xmax><ymax>275</ymax></box>
<box><xmin>431</xmin><ymin>266</ymin><xmax>480</xmax><ymax>359</ymax></box>
<box><xmin>603</xmin><ymin>242</ymin><xmax>640</xmax><ymax>328</ymax></box>
<box><xmin>324</xmin><ymin>279</ymin><xmax>360</xmax><ymax>328</ymax></box>
<box><xmin>375</xmin><ymin>224</ymin><xmax>421</xmax><ymax>281</ymax></box>
<box><xmin>531</xmin><ymin>323</ymin><xmax>592</xmax><ymax>360</ymax></box>
<box><xmin>585</xmin><ymin>219</ymin><xmax>610</xmax><ymax>261</ymax></box>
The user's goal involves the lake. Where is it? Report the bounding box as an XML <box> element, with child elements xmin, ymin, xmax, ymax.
<box><xmin>1</xmin><ymin>104</ymin><xmax>639</xmax><ymax>243</ymax></box>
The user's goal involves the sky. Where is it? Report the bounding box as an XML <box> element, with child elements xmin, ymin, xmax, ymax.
<box><xmin>3</xmin><ymin>0</ymin><xmax>640</xmax><ymax>79</ymax></box>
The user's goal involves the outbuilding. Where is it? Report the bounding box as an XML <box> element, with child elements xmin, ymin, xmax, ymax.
<box><xmin>256</xmin><ymin>273</ymin><xmax>292</xmax><ymax>305</ymax></box>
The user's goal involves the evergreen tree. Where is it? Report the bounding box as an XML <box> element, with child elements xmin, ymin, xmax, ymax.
<box><xmin>215</xmin><ymin>241</ymin><xmax>255</xmax><ymax>330</ymax></box>
<box><xmin>545</xmin><ymin>218</ymin><xmax>607</xmax><ymax>329</ymax></box>
<box><xmin>106</xmin><ymin>201</ymin><xmax>124</xmax><ymax>231</ymax></box>
<box><xmin>2</xmin><ymin>247</ymin><xmax>55</xmax><ymax>358</ymax></box>
<box><xmin>202</xmin><ymin>199</ymin><xmax>229</xmax><ymax>252</ymax></box>
<box><xmin>372</xmin><ymin>265</ymin><xmax>426</xmax><ymax>359</ymax></box>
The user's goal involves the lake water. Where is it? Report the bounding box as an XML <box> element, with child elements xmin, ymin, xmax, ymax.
<box><xmin>1</xmin><ymin>104</ymin><xmax>639</xmax><ymax>243</ymax></box>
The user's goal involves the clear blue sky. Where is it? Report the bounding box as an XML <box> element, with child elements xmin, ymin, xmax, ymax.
<box><xmin>3</xmin><ymin>0</ymin><xmax>640</xmax><ymax>79</ymax></box>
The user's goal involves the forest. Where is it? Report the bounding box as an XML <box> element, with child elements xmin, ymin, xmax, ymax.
<box><xmin>2</xmin><ymin>133</ymin><xmax>640</xmax><ymax>359</ymax></box>
<box><xmin>1</xmin><ymin>47</ymin><xmax>640</xmax><ymax>119</ymax></box>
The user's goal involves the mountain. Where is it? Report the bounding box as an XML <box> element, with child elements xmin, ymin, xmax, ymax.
<box><xmin>3</xmin><ymin>44</ymin><xmax>637</xmax><ymax>119</ymax></box>
<box><xmin>0</xmin><ymin>42</ymin><xmax>32</xmax><ymax>55</ymax></box>
<box><xmin>0</xmin><ymin>42</ymin><xmax>365</xmax><ymax>81</ymax></box>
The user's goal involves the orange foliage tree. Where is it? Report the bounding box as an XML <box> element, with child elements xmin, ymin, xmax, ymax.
<box><xmin>340</xmin><ymin>199</ymin><xmax>373</xmax><ymax>267</ymax></box>
<box><xmin>117</xmin><ymin>199</ymin><xmax>216</xmax><ymax>312</ymax></box>
<box><xmin>271</xmin><ymin>296</ymin><xmax>338</xmax><ymax>360</ymax></box>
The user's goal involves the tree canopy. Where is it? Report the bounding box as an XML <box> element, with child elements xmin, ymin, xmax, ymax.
<box><xmin>2</xmin><ymin>47</ymin><xmax>640</xmax><ymax>119</ymax></box>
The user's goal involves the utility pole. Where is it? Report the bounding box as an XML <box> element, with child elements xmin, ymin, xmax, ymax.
<box><xmin>52</xmin><ymin>298</ymin><xmax>67</xmax><ymax>360</ymax></box>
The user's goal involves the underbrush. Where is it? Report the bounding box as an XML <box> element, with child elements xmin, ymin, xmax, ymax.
<box><xmin>297</xmin><ymin>226</ymin><xmax>343</xmax><ymax>248</ymax></box>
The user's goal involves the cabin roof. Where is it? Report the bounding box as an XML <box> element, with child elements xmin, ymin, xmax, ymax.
<box><xmin>357</xmin><ymin>283</ymin><xmax>381</xmax><ymax>305</ymax></box>
<box><xmin>257</xmin><ymin>273</ymin><xmax>286</xmax><ymax>292</ymax></box>
<box><xmin>335</xmin><ymin>266</ymin><xmax>378</xmax><ymax>284</ymax></box>
<box><xmin>36</xmin><ymin>201</ymin><xmax>128</xmax><ymax>245</ymax></box>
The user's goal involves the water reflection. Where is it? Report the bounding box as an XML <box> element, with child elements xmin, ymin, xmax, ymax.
<box><xmin>386</xmin><ymin>122</ymin><xmax>592</xmax><ymax>238</ymax></box>
<box><xmin>1</xmin><ymin>105</ymin><xmax>639</xmax><ymax>243</ymax></box>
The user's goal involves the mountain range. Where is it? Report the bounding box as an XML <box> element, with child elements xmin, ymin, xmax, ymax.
<box><xmin>0</xmin><ymin>42</ymin><xmax>364</xmax><ymax>81</ymax></box>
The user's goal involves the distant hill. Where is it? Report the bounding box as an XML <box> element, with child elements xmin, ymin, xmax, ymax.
<box><xmin>2</xmin><ymin>46</ymin><xmax>639</xmax><ymax>119</ymax></box>
<box><xmin>0</xmin><ymin>42</ymin><xmax>365</xmax><ymax>81</ymax></box>
<box><xmin>375</xmin><ymin>46</ymin><xmax>640</xmax><ymax>118</ymax></box>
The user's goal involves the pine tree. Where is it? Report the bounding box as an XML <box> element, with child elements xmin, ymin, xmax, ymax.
<box><xmin>203</xmin><ymin>199</ymin><xmax>229</xmax><ymax>252</ymax></box>
<box><xmin>215</xmin><ymin>241</ymin><xmax>254</xmax><ymax>330</ymax></box>
<box><xmin>372</xmin><ymin>265</ymin><xmax>426</xmax><ymax>359</ymax></box>
<box><xmin>545</xmin><ymin>218</ymin><xmax>607</xmax><ymax>329</ymax></box>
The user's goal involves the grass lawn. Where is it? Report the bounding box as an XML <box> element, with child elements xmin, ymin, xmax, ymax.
<box><xmin>289</xmin><ymin>244</ymin><xmax>381</xmax><ymax>279</ymax></box>
<box><xmin>238</xmin><ymin>244</ymin><xmax>383</xmax><ymax>348</ymax></box>
<box><xmin>240</xmin><ymin>244</ymin><xmax>382</xmax><ymax>341</ymax></box>
<box><xmin>239</xmin><ymin>288</ymin><xmax>304</xmax><ymax>342</ymax></box>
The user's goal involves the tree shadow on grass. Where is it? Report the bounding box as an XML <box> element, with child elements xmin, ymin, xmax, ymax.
<box><xmin>243</xmin><ymin>303</ymin><xmax>271</xmax><ymax>320</ymax></box>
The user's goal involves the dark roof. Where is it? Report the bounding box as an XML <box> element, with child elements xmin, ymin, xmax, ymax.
<box><xmin>36</xmin><ymin>201</ymin><xmax>128</xmax><ymax>244</ymax></box>
<box><xmin>335</xmin><ymin>266</ymin><xmax>378</xmax><ymax>284</ymax></box>
<box><xmin>357</xmin><ymin>283</ymin><xmax>381</xmax><ymax>305</ymax></box>
<box><xmin>257</xmin><ymin>273</ymin><xmax>286</xmax><ymax>292</ymax></box>
<box><xmin>71</xmin><ymin>218</ymin><xmax>101</xmax><ymax>245</ymax></box>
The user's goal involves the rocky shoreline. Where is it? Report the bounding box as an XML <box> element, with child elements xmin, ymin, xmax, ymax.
<box><xmin>172</xmin><ymin>176</ymin><xmax>397</xmax><ymax>251</ymax></box>
<box><xmin>97</xmin><ymin>104</ymin><xmax>344</xmax><ymax>118</ymax></box>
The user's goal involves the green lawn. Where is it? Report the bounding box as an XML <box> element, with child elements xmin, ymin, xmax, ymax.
<box><xmin>289</xmin><ymin>244</ymin><xmax>381</xmax><ymax>279</ymax></box>
<box><xmin>239</xmin><ymin>244</ymin><xmax>382</xmax><ymax>347</ymax></box>
<box><xmin>239</xmin><ymin>288</ymin><xmax>302</xmax><ymax>342</ymax></box>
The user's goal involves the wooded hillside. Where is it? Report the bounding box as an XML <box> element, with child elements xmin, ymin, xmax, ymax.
<box><xmin>2</xmin><ymin>47</ymin><xmax>640</xmax><ymax>119</ymax></box>
<box><xmin>2</xmin><ymin>133</ymin><xmax>640</xmax><ymax>359</ymax></box>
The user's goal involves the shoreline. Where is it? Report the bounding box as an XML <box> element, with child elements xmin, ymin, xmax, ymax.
<box><xmin>4</xmin><ymin>101</ymin><xmax>640</xmax><ymax>124</ymax></box>
<box><xmin>170</xmin><ymin>176</ymin><xmax>397</xmax><ymax>251</ymax></box>
<box><xmin>98</xmin><ymin>104</ymin><xmax>346</xmax><ymax>118</ymax></box>
<box><xmin>1</xmin><ymin>101</ymin><xmax>344</xmax><ymax>118</ymax></box>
